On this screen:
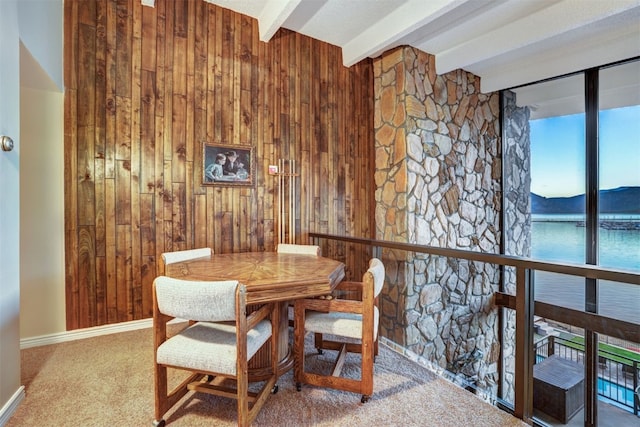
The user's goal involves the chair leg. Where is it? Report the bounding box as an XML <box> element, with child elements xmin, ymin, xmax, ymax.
<box><xmin>314</xmin><ymin>332</ymin><xmax>324</xmax><ymax>354</ymax></box>
<box><xmin>154</xmin><ymin>364</ymin><xmax>168</xmax><ymax>423</ymax></box>
<box><xmin>237</xmin><ymin>357</ymin><xmax>249</xmax><ymax>427</ymax></box>
<box><xmin>155</xmin><ymin>367</ymin><xmax>199</xmax><ymax>425</ymax></box>
<box><xmin>294</xmin><ymin>304</ymin><xmax>306</xmax><ymax>389</ymax></box>
<box><xmin>287</xmin><ymin>302</ymin><xmax>295</xmax><ymax>328</ymax></box>
<box><xmin>360</xmin><ymin>337</ymin><xmax>375</xmax><ymax>400</ymax></box>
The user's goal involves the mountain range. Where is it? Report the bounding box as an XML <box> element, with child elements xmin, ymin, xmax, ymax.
<box><xmin>531</xmin><ymin>186</ymin><xmax>640</xmax><ymax>214</ymax></box>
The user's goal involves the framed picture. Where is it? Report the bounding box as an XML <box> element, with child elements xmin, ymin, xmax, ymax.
<box><xmin>202</xmin><ymin>143</ymin><xmax>254</xmax><ymax>186</ymax></box>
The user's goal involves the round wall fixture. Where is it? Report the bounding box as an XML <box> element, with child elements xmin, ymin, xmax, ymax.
<box><xmin>1</xmin><ymin>135</ymin><xmax>14</xmax><ymax>152</ymax></box>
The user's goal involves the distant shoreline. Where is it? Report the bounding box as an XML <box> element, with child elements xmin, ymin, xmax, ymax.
<box><xmin>575</xmin><ymin>221</ymin><xmax>640</xmax><ymax>230</ymax></box>
<box><xmin>532</xmin><ymin>214</ymin><xmax>640</xmax><ymax>223</ymax></box>
<box><xmin>531</xmin><ymin>186</ymin><xmax>640</xmax><ymax>214</ymax></box>
<box><xmin>531</xmin><ymin>215</ymin><xmax>640</xmax><ymax>230</ymax></box>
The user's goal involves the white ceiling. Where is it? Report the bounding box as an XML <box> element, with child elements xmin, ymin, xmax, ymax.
<box><xmin>204</xmin><ymin>0</ymin><xmax>640</xmax><ymax>98</ymax></box>
<box><xmin>512</xmin><ymin>60</ymin><xmax>640</xmax><ymax>119</ymax></box>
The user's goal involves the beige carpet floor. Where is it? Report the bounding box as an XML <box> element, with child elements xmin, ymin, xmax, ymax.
<box><xmin>8</xmin><ymin>327</ymin><xmax>526</xmax><ymax>426</ymax></box>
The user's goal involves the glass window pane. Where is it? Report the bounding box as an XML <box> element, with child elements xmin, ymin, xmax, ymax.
<box><xmin>523</xmin><ymin>74</ymin><xmax>586</xmax><ymax>310</ymax></box>
<box><xmin>598</xmin><ymin>62</ymin><xmax>640</xmax><ymax>279</ymax></box>
<box><xmin>598</xmin><ymin>61</ymin><xmax>640</xmax><ymax>330</ymax></box>
<box><xmin>514</xmin><ymin>73</ymin><xmax>587</xmax><ymax>426</ymax></box>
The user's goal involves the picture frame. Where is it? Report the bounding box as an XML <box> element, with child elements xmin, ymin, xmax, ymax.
<box><xmin>202</xmin><ymin>142</ymin><xmax>254</xmax><ymax>186</ymax></box>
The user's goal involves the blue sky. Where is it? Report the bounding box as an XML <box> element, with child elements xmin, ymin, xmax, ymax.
<box><xmin>530</xmin><ymin>105</ymin><xmax>640</xmax><ymax>198</ymax></box>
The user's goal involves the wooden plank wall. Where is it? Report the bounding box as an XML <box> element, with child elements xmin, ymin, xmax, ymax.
<box><xmin>64</xmin><ymin>0</ymin><xmax>375</xmax><ymax>329</ymax></box>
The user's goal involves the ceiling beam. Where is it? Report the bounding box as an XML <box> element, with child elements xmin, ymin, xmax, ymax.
<box><xmin>478</xmin><ymin>15</ymin><xmax>640</xmax><ymax>93</ymax></box>
<box><xmin>341</xmin><ymin>0</ymin><xmax>471</xmax><ymax>67</ymax></box>
<box><xmin>257</xmin><ymin>0</ymin><xmax>301</xmax><ymax>42</ymax></box>
<box><xmin>435</xmin><ymin>0</ymin><xmax>640</xmax><ymax>76</ymax></box>
<box><xmin>410</xmin><ymin>0</ymin><xmax>540</xmax><ymax>57</ymax></box>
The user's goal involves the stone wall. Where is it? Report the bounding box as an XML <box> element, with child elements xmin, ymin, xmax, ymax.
<box><xmin>501</xmin><ymin>90</ymin><xmax>532</xmax><ymax>403</ymax></box>
<box><xmin>374</xmin><ymin>46</ymin><xmax>502</xmax><ymax>392</ymax></box>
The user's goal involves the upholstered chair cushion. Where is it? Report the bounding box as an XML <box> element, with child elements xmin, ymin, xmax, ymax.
<box><xmin>304</xmin><ymin>306</ymin><xmax>379</xmax><ymax>340</ymax></box>
<box><xmin>156</xmin><ymin>320</ymin><xmax>272</xmax><ymax>375</ymax></box>
<box><xmin>155</xmin><ymin>277</ymin><xmax>238</xmax><ymax>322</ymax></box>
<box><xmin>161</xmin><ymin>247</ymin><xmax>212</xmax><ymax>265</ymax></box>
<box><xmin>368</xmin><ymin>258</ymin><xmax>385</xmax><ymax>297</ymax></box>
<box><xmin>276</xmin><ymin>243</ymin><xmax>320</xmax><ymax>255</ymax></box>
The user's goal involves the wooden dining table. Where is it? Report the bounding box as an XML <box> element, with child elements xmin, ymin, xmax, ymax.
<box><xmin>164</xmin><ymin>251</ymin><xmax>346</xmax><ymax>380</ymax></box>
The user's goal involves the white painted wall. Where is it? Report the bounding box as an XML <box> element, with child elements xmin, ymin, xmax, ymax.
<box><xmin>17</xmin><ymin>0</ymin><xmax>63</xmax><ymax>91</ymax></box>
<box><xmin>0</xmin><ymin>2</ymin><xmax>64</xmax><ymax>421</ymax></box>
<box><xmin>19</xmin><ymin>87</ymin><xmax>66</xmax><ymax>338</ymax></box>
<box><xmin>0</xmin><ymin>0</ymin><xmax>23</xmax><ymax>423</ymax></box>
<box><xmin>15</xmin><ymin>0</ymin><xmax>66</xmax><ymax>342</ymax></box>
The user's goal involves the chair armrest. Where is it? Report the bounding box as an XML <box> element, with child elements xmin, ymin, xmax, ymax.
<box><xmin>246</xmin><ymin>302</ymin><xmax>275</xmax><ymax>330</ymax></box>
<box><xmin>295</xmin><ymin>277</ymin><xmax>374</xmax><ymax>315</ymax></box>
<box><xmin>332</xmin><ymin>280</ymin><xmax>364</xmax><ymax>300</ymax></box>
<box><xmin>295</xmin><ymin>297</ymin><xmax>363</xmax><ymax>314</ymax></box>
<box><xmin>335</xmin><ymin>280</ymin><xmax>363</xmax><ymax>291</ymax></box>
<box><xmin>153</xmin><ymin>311</ymin><xmax>175</xmax><ymax>349</ymax></box>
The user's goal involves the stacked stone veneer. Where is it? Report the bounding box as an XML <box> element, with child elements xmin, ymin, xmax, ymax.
<box><xmin>374</xmin><ymin>47</ymin><xmax>502</xmax><ymax>392</ymax></box>
<box><xmin>501</xmin><ymin>90</ymin><xmax>532</xmax><ymax>403</ymax></box>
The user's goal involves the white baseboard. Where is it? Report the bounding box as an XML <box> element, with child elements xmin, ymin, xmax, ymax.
<box><xmin>19</xmin><ymin>318</ymin><xmax>154</xmax><ymax>349</ymax></box>
<box><xmin>19</xmin><ymin>317</ymin><xmax>189</xmax><ymax>349</ymax></box>
<box><xmin>0</xmin><ymin>386</ymin><xmax>24</xmax><ymax>427</ymax></box>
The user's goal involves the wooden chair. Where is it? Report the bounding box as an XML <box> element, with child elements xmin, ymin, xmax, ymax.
<box><xmin>293</xmin><ymin>258</ymin><xmax>385</xmax><ymax>403</ymax></box>
<box><xmin>276</xmin><ymin>244</ymin><xmax>322</xmax><ymax>327</ymax></box>
<box><xmin>152</xmin><ymin>276</ymin><xmax>279</xmax><ymax>427</ymax></box>
<box><xmin>160</xmin><ymin>247</ymin><xmax>212</xmax><ymax>273</ymax></box>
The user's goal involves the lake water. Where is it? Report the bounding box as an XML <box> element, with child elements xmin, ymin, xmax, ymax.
<box><xmin>531</xmin><ymin>217</ymin><xmax>640</xmax><ymax>325</ymax></box>
<box><xmin>531</xmin><ymin>216</ymin><xmax>640</xmax><ymax>270</ymax></box>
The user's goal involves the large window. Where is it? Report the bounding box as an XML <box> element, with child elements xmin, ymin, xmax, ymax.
<box><xmin>508</xmin><ymin>59</ymin><xmax>640</xmax><ymax>426</ymax></box>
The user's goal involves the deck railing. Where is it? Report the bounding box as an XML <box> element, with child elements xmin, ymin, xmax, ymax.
<box><xmin>310</xmin><ymin>232</ymin><xmax>640</xmax><ymax>426</ymax></box>
<box><xmin>534</xmin><ymin>335</ymin><xmax>640</xmax><ymax>415</ymax></box>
